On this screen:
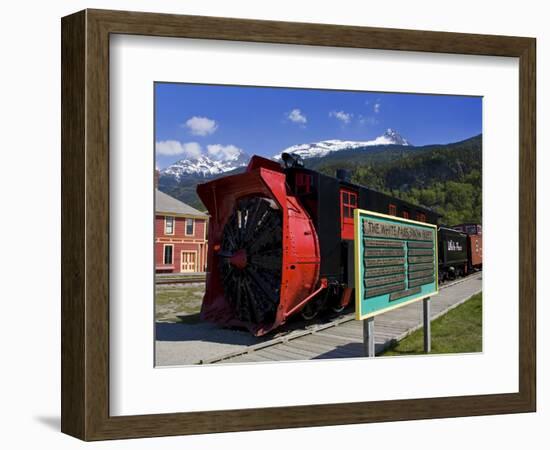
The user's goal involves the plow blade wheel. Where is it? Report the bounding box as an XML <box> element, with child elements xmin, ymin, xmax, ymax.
<box><xmin>219</xmin><ymin>197</ymin><xmax>282</xmax><ymax>324</ymax></box>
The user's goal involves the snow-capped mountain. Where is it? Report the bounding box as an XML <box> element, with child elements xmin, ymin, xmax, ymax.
<box><xmin>161</xmin><ymin>151</ymin><xmax>250</xmax><ymax>180</ymax></box>
<box><xmin>160</xmin><ymin>129</ymin><xmax>408</xmax><ymax>179</ymax></box>
<box><xmin>273</xmin><ymin>128</ymin><xmax>410</xmax><ymax>160</ymax></box>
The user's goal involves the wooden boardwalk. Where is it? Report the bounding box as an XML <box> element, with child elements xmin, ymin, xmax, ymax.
<box><xmin>208</xmin><ymin>274</ymin><xmax>482</xmax><ymax>364</ymax></box>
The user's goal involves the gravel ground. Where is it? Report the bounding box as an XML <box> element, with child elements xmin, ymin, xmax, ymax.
<box><xmin>155</xmin><ymin>283</ymin><xmax>205</xmax><ymax>322</ymax></box>
<box><xmin>155</xmin><ymin>321</ymin><xmax>259</xmax><ymax>366</ymax></box>
<box><xmin>155</xmin><ymin>282</ymin><xmax>261</xmax><ymax>365</ymax></box>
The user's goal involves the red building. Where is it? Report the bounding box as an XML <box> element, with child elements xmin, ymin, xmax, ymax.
<box><xmin>155</xmin><ymin>189</ymin><xmax>208</xmax><ymax>273</ymax></box>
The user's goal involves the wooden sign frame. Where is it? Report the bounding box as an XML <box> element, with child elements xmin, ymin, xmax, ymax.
<box><xmin>61</xmin><ymin>9</ymin><xmax>536</xmax><ymax>440</ymax></box>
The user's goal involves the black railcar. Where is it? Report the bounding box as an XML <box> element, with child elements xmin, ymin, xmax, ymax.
<box><xmin>437</xmin><ymin>226</ymin><xmax>468</xmax><ymax>281</ymax></box>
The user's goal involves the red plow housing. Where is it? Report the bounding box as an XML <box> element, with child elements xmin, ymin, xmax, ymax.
<box><xmin>197</xmin><ymin>156</ymin><xmax>322</xmax><ymax>335</ymax></box>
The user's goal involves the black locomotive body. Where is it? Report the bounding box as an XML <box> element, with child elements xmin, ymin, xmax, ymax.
<box><xmin>283</xmin><ymin>155</ymin><xmax>439</xmax><ymax>296</ymax></box>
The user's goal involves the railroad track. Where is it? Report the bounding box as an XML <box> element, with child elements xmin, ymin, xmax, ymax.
<box><xmin>156</xmin><ymin>275</ymin><xmax>206</xmax><ymax>285</ymax></box>
<box><xmin>197</xmin><ymin>272</ymin><xmax>482</xmax><ymax>364</ymax></box>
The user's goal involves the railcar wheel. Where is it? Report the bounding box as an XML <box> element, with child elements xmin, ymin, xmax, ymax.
<box><xmin>300</xmin><ymin>301</ymin><xmax>320</xmax><ymax>321</ymax></box>
<box><xmin>328</xmin><ymin>286</ymin><xmax>346</xmax><ymax>313</ymax></box>
<box><xmin>300</xmin><ymin>290</ymin><xmax>329</xmax><ymax>321</ymax></box>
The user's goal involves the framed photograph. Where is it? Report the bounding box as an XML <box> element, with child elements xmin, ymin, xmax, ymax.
<box><xmin>61</xmin><ymin>9</ymin><xmax>536</xmax><ymax>441</ymax></box>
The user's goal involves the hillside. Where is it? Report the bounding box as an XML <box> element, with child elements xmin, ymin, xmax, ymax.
<box><xmin>310</xmin><ymin>134</ymin><xmax>482</xmax><ymax>225</ymax></box>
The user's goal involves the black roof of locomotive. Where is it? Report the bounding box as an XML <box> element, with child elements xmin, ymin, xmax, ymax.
<box><xmin>438</xmin><ymin>225</ymin><xmax>468</xmax><ymax>237</ymax></box>
<box><xmin>287</xmin><ymin>166</ymin><xmax>440</xmax><ymax>219</ymax></box>
<box><xmin>340</xmin><ymin>178</ymin><xmax>439</xmax><ymax>217</ymax></box>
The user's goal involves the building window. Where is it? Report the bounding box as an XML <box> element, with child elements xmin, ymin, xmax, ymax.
<box><xmin>403</xmin><ymin>211</ymin><xmax>410</xmax><ymax>219</ymax></box>
<box><xmin>185</xmin><ymin>218</ymin><xmax>195</xmax><ymax>236</ymax></box>
<box><xmin>416</xmin><ymin>212</ymin><xmax>426</xmax><ymax>223</ymax></box>
<box><xmin>163</xmin><ymin>245</ymin><xmax>173</xmax><ymax>265</ymax></box>
<box><xmin>389</xmin><ymin>204</ymin><xmax>397</xmax><ymax>216</ymax></box>
<box><xmin>165</xmin><ymin>216</ymin><xmax>174</xmax><ymax>235</ymax></box>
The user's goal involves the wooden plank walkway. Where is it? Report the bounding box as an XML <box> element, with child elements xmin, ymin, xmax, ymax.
<box><xmin>210</xmin><ymin>274</ymin><xmax>482</xmax><ymax>363</ymax></box>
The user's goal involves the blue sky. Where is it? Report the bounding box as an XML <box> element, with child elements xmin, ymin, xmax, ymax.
<box><xmin>155</xmin><ymin>82</ymin><xmax>482</xmax><ymax>169</ymax></box>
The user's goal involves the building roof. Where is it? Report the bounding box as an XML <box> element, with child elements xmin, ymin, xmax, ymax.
<box><xmin>155</xmin><ymin>189</ymin><xmax>208</xmax><ymax>218</ymax></box>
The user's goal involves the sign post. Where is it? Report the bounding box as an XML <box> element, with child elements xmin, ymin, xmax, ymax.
<box><xmin>354</xmin><ymin>209</ymin><xmax>439</xmax><ymax>356</ymax></box>
<box><xmin>363</xmin><ymin>317</ymin><xmax>375</xmax><ymax>357</ymax></box>
<box><xmin>423</xmin><ymin>297</ymin><xmax>431</xmax><ymax>353</ymax></box>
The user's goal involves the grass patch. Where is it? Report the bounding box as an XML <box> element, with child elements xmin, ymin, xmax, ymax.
<box><xmin>382</xmin><ymin>292</ymin><xmax>482</xmax><ymax>356</ymax></box>
<box><xmin>155</xmin><ymin>283</ymin><xmax>205</xmax><ymax>322</ymax></box>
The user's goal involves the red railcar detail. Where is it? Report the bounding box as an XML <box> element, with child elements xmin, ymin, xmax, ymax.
<box><xmin>340</xmin><ymin>188</ymin><xmax>357</xmax><ymax>240</ymax></box>
<box><xmin>468</xmin><ymin>234</ymin><xmax>483</xmax><ymax>267</ymax></box>
<box><xmin>452</xmin><ymin>223</ymin><xmax>483</xmax><ymax>271</ymax></box>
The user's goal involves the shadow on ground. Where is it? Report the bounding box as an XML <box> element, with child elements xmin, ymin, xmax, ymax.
<box><xmin>34</xmin><ymin>416</ymin><xmax>60</xmax><ymax>431</ymax></box>
<box><xmin>156</xmin><ymin>306</ymin><xmax>354</xmax><ymax>345</ymax></box>
<box><xmin>155</xmin><ymin>321</ymin><xmax>259</xmax><ymax>346</ymax></box>
<box><xmin>155</xmin><ymin>306</ymin><xmax>357</xmax><ymax>366</ymax></box>
<box><xmin>311</xmin><ymin>341</ymin><xmax>396</xmax><ymax>359</ymax></box>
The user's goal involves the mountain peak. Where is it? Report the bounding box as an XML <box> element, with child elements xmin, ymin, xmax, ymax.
<box><xmin>161</xmin><ymin>150</ymin><xmax>250</xmax><ymax>179</ymax></box>
<box><xmin>274</xmin><ymin>129</ymin><xmax>410</xmax><ymax>160</ymax></box>
<box><xmin>381</xmin><ymin>128</ymin><xmax>409</xmax><ymax>146</ymax></box>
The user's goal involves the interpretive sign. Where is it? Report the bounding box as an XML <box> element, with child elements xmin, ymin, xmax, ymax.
<box><xmin>354</xmin><ymin>209</ymin><xmax>438</xmax><ymax>320</ymax></box>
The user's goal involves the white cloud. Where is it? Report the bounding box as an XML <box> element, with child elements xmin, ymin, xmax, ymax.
<box><xmin>206</xmin><ymin>144</ymin><xmax>243</xmax><ymax>162</ymax></box>
<box><xmin>156</xmin><ymin>140</ymin><xmax>245</xmax><ymax>162</ymax></box>
<box><xmin>329</xmin><ymin>110</ymin><xmax>353</xmax><ymax>124</ymax></box>
<box><xmin>287</xmin><ymin>108</ymin><xmax>307</xmax><ymax>125</ymax></box>
<box><xmin>155</xmin><ymin>140</ymin><xmax>202</xmax><ymax>159</ymax></box>
<box><xmin>373</xmin><ymin>102</ymin><xmax>381</xmax><ymax>114</ymax></box>
<box><xmin>184</xmin><ymin>116</ymin><xmax>218</xmax><ymax>136</ymax></box>
<box><xmin>358</xmin><ymin>115</ymin><xmax>379</xmax><ymax>126</ymax></box>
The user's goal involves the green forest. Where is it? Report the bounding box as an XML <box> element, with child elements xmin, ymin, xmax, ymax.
<box><xmin>309</xmin><ymin>134</ymin><xmax>482</xmax><ymax>225</ymax></box>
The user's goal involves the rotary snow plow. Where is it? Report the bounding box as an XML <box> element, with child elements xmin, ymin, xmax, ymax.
<box><xmin>197</xmin><ymin>156</ymin><xmax>323</xmax><ymax>336</ymax></box>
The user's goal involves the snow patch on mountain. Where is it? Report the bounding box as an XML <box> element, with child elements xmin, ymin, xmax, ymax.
<box><xmin>274</xmin><ymin>128</ymin><xmax>409</xmax><ymax>160</ymax></box>
<box><xmin>161</xmin><ymin>149</ymin><xmax>250</xmax><ymax>179</ymax></box>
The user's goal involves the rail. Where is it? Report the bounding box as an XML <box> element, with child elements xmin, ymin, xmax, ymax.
<box><xmin>155</xmin><ymin>274</ymin><xmax>206</xmax><ymax>285</ymax></box>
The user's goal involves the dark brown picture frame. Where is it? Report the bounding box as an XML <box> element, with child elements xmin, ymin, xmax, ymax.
<box><xmin>61</xmin><ymin>9</ymin><xmax>536</xmax><ymax>441</ymax></box>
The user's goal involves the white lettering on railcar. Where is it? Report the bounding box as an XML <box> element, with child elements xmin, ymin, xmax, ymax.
<box><xmin>447</xmin><ymin>240</ymin><xmax>463</xmax><ymax>251</ymax></box>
